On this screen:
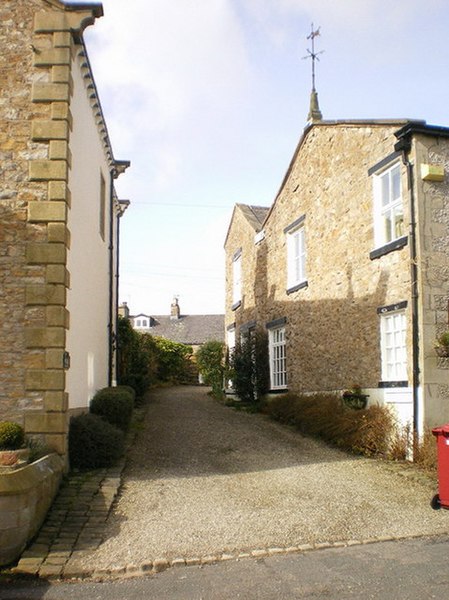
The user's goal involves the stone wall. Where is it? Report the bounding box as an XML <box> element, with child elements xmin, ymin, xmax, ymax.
<box><xmin>0</xmin><ymin>453</ymin><xmax>63</xmax><ymax>566</ymax></box>
<box><xmin>264</xmin><ymin>123</ymin><xmax>412</xmax><ymax>393</ymax></box>
<box><xmin>228</xmin><ymin>123</ymin><xmax>413</xmax><ymax>393</ymax></box>
<box><xmin>414</xmin><ymin>133</ymin><xmax>449</xmax><ymax>425</ymax></box>
<box><xmin>0</xmin><ymin>0</ymin><xmax>103</xmax><ymax>459</ymax></box>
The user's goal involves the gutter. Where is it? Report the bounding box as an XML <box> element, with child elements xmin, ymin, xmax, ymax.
<box><xmin>394</xmin><ymin>133</ymin><xmax>420</xmax><ymax>439</ymax></box>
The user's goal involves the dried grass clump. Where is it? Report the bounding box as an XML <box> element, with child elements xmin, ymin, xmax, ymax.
<box><xmin>265</xmin><ymin>392</ymin><xmax>395</xmax><ymax>457</ymax></box>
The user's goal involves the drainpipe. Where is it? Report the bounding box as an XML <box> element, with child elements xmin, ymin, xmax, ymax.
<box><xmin>114</xmin><ymin>200</ymin><xmax>130</xmax><ymax>384</ymax></box>
<box><xmin>394</xmin><ymin>135</ymin><xmax>420</xmax><ymax>440</ymax></box>
<box><xmin>107</xmin><ymin>168</ymin><xmax>116</xmax><ymax>387</ymax></box>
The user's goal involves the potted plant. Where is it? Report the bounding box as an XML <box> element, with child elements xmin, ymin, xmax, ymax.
<box><xmin>0</xmin><ymin>421</ymin><xmax>30</xmax><ymax>468</ymax></box>
<box><xmin>435</xmin><ymin>331</ymin><xmax>449</xmax><ymax>358</ymax></box>
<box><xmin>342</xmin><ymin>384</ymin><xmax>369</xmax><ymax>410</ymax></box>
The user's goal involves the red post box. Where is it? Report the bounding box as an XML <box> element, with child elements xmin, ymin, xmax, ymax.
<box><xmin>431</xmin><ymin>424</ymin><xmax>449</xmax><ymax>509</ymax></box>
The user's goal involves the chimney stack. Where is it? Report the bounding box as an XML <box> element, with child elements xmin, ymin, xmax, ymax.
<box><xmin>118</xmin><ymin>302</ymin><xmax>130</xmax><ymax>319</ymax></box>
<box><xmin>170</xmin><ymin>296</ymin><xmax>180</xmax><ymax>320</ymax></box>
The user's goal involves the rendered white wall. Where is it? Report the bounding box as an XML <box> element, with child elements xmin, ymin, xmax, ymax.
<box><xmin>66</xmin><ymin>51</ymin><xmax>112</xmax><ymax>410</ymax></box>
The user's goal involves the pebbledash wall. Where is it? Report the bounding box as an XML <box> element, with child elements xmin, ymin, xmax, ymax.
<box><xmin>0</xmin><ymin>0</ymin><xmax>128</xmax><ymax>459</ymax></box>
<box><xmin>225</xmin><ymin>120</ymin><xmax>449</xmax><ymax>432</ymax></box>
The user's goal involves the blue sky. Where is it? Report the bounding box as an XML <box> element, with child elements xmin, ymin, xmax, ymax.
<box><xmin>81</xmin><ymin>0</ymin><xmax>449</xmax><ymax>316</ymax></box>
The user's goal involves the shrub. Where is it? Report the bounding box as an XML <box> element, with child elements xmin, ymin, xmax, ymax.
<box><xmin>90</xmin><ymin>387</ymin><xmax>134</xmax><ymax>432</ymax></box>
<box><xmin>231</xmin><ymin>330</ymin><xmax>270</xmax><ymax>404</ymax></box>
<box><xmin>265</xmin><ymin>392</ymin><xmax>395</xmax><ymax>457</ymax></box>
<box><xmin>117</xmin><ymin>317</ymin><xmax>155</xmax><ymax>398</ymax></box>
<box><xmin>69</xmin><ymin>413</ymin><xmax>124</xmax><ymax>470</ymax></box>
<box><xmin>0</xmin><ymin>421</ymin><xmax>25</xmax><ymax>450</ymax></box>
<box><xmin>196</xmin><ymin>340</ymin><xmax>225</xmax><ymax>397</ymax></box>
<box><xmin>153</xmin><ymin>336</ymin><xmax>193</xmax><ymax>383</ymax></box>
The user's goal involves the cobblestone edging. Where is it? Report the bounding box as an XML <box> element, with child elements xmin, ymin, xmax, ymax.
<box><xmin>44</xmin><ymin>533</ymin><xmax>442</xmax><ymax>581</ymax></box>
<box><xmin>12</xmin><ymin>461</ymin><xmax>125</xmax><ymax>579</ymax></box>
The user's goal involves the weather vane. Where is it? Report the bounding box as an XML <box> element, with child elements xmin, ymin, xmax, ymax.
<box><xmin>302</xmin><ymin>24</ymin><xmax>324</xmax><ymax>92</ymax></box>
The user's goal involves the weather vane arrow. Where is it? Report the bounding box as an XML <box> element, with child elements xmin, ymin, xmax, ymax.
<box><xmin>302</xmin><ymin>23</ymin><xmax>324</xmax><ymax>122</ymax></box>
<box><xmin>302</xmin><ymin>23</ymin><xmax>324</xmax><ymax>91</ymax></box>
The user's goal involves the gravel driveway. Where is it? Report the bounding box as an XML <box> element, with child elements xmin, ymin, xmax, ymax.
<box><xmin>76</xmin><ymin>386</ymin><xmax>447</xmax><ymax>571</ymax></box>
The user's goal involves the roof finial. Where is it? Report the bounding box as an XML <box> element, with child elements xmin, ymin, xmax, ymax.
<box><xmin>302</xmin><ymin>23</ymin><xmax>323</xmax><ymax>123</ymax></box>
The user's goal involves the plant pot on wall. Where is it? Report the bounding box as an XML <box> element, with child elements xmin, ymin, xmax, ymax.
<box><xmin>0</xmin><ymin>448</ymin><xmax>30</xmax><ymax>469</ymax></box>
<box><xmin>342</xmin><ymin>393</ymin><xmax>369</xmax><ymax>410</ymax></box>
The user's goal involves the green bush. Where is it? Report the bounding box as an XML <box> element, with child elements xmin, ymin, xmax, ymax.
<box><xmin>265</xmin><ymin>392</ymin><xmax>395</xmax><ymax>457</ymax></box>
<box><xmin>69</xmin><ymin>413</ymin><xmax>124</xmax><ymax>470</ymax></box>
<box><xmin>0</xmin><ymin>421</ymin><xmax>25</xmax><ymax>450</ymax></box>
<box><xmin>231</xmin><ymin>330</ymin><xmax>270</xmax><ymax>404</ymax></box>
<box><xmin>153</xmin><ymin>336</ymin><xmax>193</xmax><ymax>383</ymax></box>
<box><xmin>117</xmin><ymin>317</ymin><xmax>155</xmax><ymax>398</ymax></box>
<box><xmin>90</xmin><ymin>387</ymin><xmax>134</xmax><ymax>432</ymax></box>
<box><xmin>196</xmin><ymin>340</ymin><xmax>225</xmax><ymax>397</ymax></box>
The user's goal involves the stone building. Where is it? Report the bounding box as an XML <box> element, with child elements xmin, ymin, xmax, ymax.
<box><xmin>0</xmin><ymin>0</ymin><xmax>129</xmax><ymax>459</ymax></box>
<box><xmin>225</xmin><ymin>109</ymin><xmax>449</xmax><ymax>434</ymax></box>
<box><xmin>120</xmin><ymin>299</ymin><xmax>225</xmax><ymax>351</ymax></box>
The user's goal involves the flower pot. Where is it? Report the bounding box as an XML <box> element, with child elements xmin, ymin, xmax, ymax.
<box><xmin>343</xmin><ymin>394</ymin><xmax>368</xmax><ymax>410</ymax></box>
<box><xmin>0</xmin><ymin>448</ymin><xmax>30</xmax><ymax>468</ymax></box>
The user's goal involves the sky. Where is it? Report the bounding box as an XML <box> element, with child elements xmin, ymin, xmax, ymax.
<box><xmin>79</xmin><ymin>0</ymin><xmax>449</xmax><ymax>316</ymax></box>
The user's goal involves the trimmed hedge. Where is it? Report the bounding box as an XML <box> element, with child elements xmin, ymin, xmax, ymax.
<box><xmin>0</xmin><ymin>421</ymin><xmax>25</xmax><ymax>450</ymax></box>
<box><xmin>90</xmin><ymin>386</ymin><xmax>134</xmax><ymax>432</ymax></box>
<box><xmin>69</xmin><ymin>413</ymin><xmax>124</xmax><ymax>470</ymax></box>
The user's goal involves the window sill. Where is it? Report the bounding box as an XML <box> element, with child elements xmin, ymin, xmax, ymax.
<box><xmin>370</xmin><ymin>236</ymin><xmax>408</xmax><ymax>260</ymax></box>
<box><xmin>286</xmin><ymin>280</ymin><xmax>308</xmax><ymax>295</ymax></box>
<box><xmin>378</xmin><ymin>380</ymin><xmax>408</xmax><ymax>388</ymax></box>
<box><xmin>268</xmin><ymin>387</ymin><xmax>289</xmax><ymax>394</ymax></box>
<box><xmin>231</xmin><ymin>300</ymin><xmax>242</xmax><ymax>311</ymax></box>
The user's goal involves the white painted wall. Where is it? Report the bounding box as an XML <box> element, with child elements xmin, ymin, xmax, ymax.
<box><xmin>66</xmin><ymin>49</ymin><xmax>113</xmax><ymax>411</ymax></box>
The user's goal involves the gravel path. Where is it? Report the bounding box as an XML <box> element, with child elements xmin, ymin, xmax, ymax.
<box><xmin>77</xmin><ymin>386</ymin><xmax>447</xmax><ymax>571</ymax></box>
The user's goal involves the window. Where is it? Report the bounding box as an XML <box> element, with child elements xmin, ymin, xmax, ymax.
<box><xmin>99</xmin><ymin>173</ymin><xmax>106</xmax><ymax>240</ymax></box>
<box><xmin>285</xmin><ymin>218</ymin><xmax>306</xmax><ymax>293</ymax></box>
<box><xmin>227</xmin><ymin>326</ymin><xmax>236</xmax><ymax>355</ymax></box>
<box><xmin>135</xmin><ymin>318</ymin><xmax>150</xmax><ymax>329</ymax></box>
<box><xmin>269</xmin><ymin>326</ymin><xmax>287</xmax><ymax>389</ymax></box>
<box><xmin>373</xmin><ymin>162</ymin><xmax>404</xmax><ymax>248</ymax></box>
<box><xmin>232</xmin><ymin>250</ymin><xmax>242</xmax><ymax>309</ymax></box>
<box><xmin>380</xmin><ymin>309</ymin><xmax>407</xmax><ymax>382</ymax></box>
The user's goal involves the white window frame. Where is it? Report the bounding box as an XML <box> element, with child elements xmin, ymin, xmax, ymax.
<box><xmin>380</xmin><ymin>309</ymin><xmax>407</xmax><ymax>382</ymax></box>
<box><xmin>373</xmin><ymin>162</ymin><xmax>404</xmax><ymax>248</ymax></box>
<box><xmin>286</xmin><ymin>224</ymin><xmax>306</xmax><ymax>290</ymax></box>
<box><xmin>269</xmin><ymin>326</ymin><xmax>287</xmax><ymax>390</ymax></box>
<box><xmin>232</xmin><ymin>252</ymin><xmax>242</xmax><ymax>307</ymax></box>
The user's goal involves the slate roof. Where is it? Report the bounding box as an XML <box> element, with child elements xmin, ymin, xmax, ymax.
<box><xmin>237</xmin><ymin>203</ymin><xmax>270</xmax><ymax>232</ymax></box>
<box><xmin>132</xmin><ymin>314</ymin><xmax>225</xmax><ymax>346</ymax></box>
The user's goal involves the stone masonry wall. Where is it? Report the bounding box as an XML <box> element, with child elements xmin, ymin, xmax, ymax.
<box><xmin>228</xmin><ymin>122</ymin><xmax>413</xmax><ymax>395</ymax></box>
<box><xmin>0</xmin><ymin>0</ymin><xmax>101</xmax><ymax>457</ymax></box>
<box><xmin>414</xmin><ymin>134</ymin><xmax>449</xmax><ymax>425</ymax></box>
